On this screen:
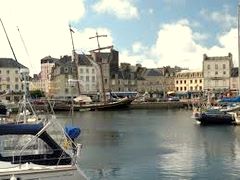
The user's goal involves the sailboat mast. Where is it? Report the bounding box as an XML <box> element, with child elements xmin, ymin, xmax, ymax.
<box><xmin>0</xmin><ymin>18</ymin><xmax>18</xmax><ymax>62</ymax></box>
<box><xmin>69</xmin><ymin>25</ymin><xmax>81</xmax><ymax>95</ymax></box>
<box><xmin>89</xmin><ymin>32</ymin><xmax>108</xmax><ymax>104</ymax></box>
<box><xmin>238</xmin><ymin>4</ymin><xmax>240</xmax><ymax>95</ymax></box>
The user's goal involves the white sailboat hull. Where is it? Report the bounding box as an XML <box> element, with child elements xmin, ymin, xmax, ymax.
<box><xmin>0</xmin><ymin>163</ymin><xmax>87</xmax><ymax>180</ymax></box>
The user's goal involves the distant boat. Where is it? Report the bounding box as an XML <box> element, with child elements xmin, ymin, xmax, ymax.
<box><xmin>193</xmin><ymin>107</ymin><xmax>236</xmax><ymax>125</ymax></box>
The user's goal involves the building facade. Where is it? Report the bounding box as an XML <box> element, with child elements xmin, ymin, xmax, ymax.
<box><xmin>203</xmin><ymin>53</ymin><xmax>233</xmax><ymax>91</ymax></box>
<box><xmin>175</xmin><ymin>70</ymin><xmax>203</xmax><ymax>97</ymax></box>
<box><xmin>0</xmin><ymin>58</ymin><xmax>28</xmax><ymax>101</ymax></box>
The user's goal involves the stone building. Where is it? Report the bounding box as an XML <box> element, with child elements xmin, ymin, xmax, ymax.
<box><xmin>111</xmin><ymin>63</ymin><xmax>137</xmax><ymax>92</ymax></box>
<box><xmin>0</xmin><ymin>58</ymin><xmax>28</xmax><ymax>101</ymax></box>
<box><xmin>203</xmin><ymin>53</ymin><xmax>233</xmax><ymax>91</ymax></box>
<box><xmin>48</xmin><ymin>56</ymin><xmax>78</xmax><ymax>99</ymax></box>
<box><xmin>40</xmin><ymin>56</ymin><xmax>58</xmax><ymax>95</ymax></box>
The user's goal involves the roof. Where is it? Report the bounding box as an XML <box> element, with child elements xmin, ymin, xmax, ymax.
<box><xmin>0</xmin><ymin>58</ymin><xmax>27</xmax><ymax>69</ymax></box>
<box><xmin>77</xmin><ymin>54</ymin><xmax>92</xmax><ymax>66</ymax></box>
<box><xmin>144</xmin><ymin>69</ymin><xmax>163</xmax><ymax>76</ymax></box>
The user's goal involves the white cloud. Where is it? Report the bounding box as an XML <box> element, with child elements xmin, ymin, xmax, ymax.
<box><xmin>200</xmin><ymin>7</ymin><xmax>236</xmax><ymax>29</ymax></box>
<box><xmin>120</xmin><ymin>19</ymin><xmax>238</xmax><ymax>70</ymax></box>
<box><xmin>92</xmin><ymin>0</ymin><xmax>139</xmax><ymax>20</ymax></box>
<box><xmin>0</xmin><ymin>0</ymin><xmax>85</xmax><ymax>75</ymax></box>
<box><xmin>132</xmin><ymin>42</ymin><xmax>147</xmax><ymax>53</ymax></box>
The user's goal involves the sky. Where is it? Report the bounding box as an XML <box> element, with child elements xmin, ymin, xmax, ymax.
<box><xmin>0</xmin><ymin>0</ymin><xmax>239</xmax><ymax>75</ymax></box>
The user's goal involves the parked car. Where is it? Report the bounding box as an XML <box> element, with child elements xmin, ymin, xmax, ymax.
<box><xmin>168</xmin><ymin>96</ymin><xmax>180</xmax><ymax>101</ymax></box>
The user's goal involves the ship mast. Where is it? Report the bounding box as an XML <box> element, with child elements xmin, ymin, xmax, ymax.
<box><xmin>89</xmin><ymin>32</ymin><xmax>113</xmax><ymax>104</ymax></box>
<box><xmin>0</xmin><ymin>18</ymin><xmax>18</xmax><ymax>62</ymax></box>
<box><xmin>69</xmin><ymin>25</ymin><xmax>81</xmax><ymax>96</ymax></box>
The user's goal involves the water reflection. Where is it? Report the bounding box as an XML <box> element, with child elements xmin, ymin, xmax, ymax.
<box><xmin>57</xmin><ymin>110</ymin><xmax>240</xmax><ymax>179</ymax></box>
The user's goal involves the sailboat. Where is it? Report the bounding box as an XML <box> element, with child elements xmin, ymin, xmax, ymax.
<box><xmin>0</xmin><ymin>19</ymin><xmax>88</xmax><ymax>179</ymax></box>
<box><xmin>68</xmin><ymin>29</ymin><xmax>136</xmax><ymax>111</ymax></box>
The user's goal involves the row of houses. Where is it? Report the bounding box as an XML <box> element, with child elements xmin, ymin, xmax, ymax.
<box><xmin>0</xmin><ymin>50</ymin><xmax>238</xmax><ymax>101</ymax></box>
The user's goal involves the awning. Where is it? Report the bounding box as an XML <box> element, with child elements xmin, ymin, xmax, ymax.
<box><xmin>74</xmin><ymin>95</ymin><xmax>92</xmax><ymax>103</ymax></box>
<box><xmin>167</xmin><ymin>91</ymin><xmax>175</xmax><ymax>95</ymax></box>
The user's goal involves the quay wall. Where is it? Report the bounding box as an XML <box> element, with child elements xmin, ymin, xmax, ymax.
<box><xmin>130</xmin><ymin>101</ymin><xmax>186</xmax><ymax>109</ymax></box>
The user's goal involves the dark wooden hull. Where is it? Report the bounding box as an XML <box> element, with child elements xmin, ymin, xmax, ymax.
<box><xmin>52</xmin><ymin>97</ymin><xmax>134</xmax><ymax>111</ymax></box>
<box><xmin>82</xmin><ymin>97</ymin><xmax>133</xmax><ymax>111</ymax></box>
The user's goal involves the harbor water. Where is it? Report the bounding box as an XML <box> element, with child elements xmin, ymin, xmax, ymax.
<box><xmin>57</xmin><ymin>109</ymin><xmax>240</xmax><ymax>179</ymax></box>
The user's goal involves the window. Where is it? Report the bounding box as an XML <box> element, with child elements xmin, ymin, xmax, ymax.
<box><xmin>7</xmin><ymin>77</ymin><xmax>10</xmax><ymax>82</ymax></box>
<box><xmin>6</xmin><ymin>84</ymin><xmax>10</xmax><ymax>89</ymax></box>
<box><xmin>190</xmin><ymin>80</ymin><xmax>192</xmax><ymax>83</ymax></box>
<box><xmin>223</xmin><ymin>64</ymin><xmax>226</xmax><ymax>69</ymax></box>
<box><xmin>184</xmin><ymin>80</ymin><xmax>186</xmax><ymax>84</ymax></box>
<box><xmin>6</xmin><ymin>70</ymin><xmax>9</xmax><ymax>74</ymax></box>
<box><xmin>65</xmin><ymin>88</ymin><xmax>69</xmax><ymax>93</ymax></box>
<box><xmin>200</xmin><ymin>79</ymin><xmax>202</xmax><ymax>83</ymax></box>
<box><xmin>223</xmin><ymin>71</ymin><xmax>226</xmax><ymax>75</ymax></box>
<box><xmin>215</xmin><ymin>71</ymin><xmax>218</xmax><ymax>75</ymax></box>
<box><xmin>215</xmin><ymin>64</ymin><xmax>218</xmax><ymax>69</ymax></box>
<box><xmin>207</xmin><ymin>64</ymin><xmax>210</xmax><ymax>70</ymax></box>
<box><xmin>195</xmin><ymin>80</ymin><xmax>197</xmax><ymax>83</ymax></box>
<box><xmin>184</xmin><ymin>87</ymin><xmax>186</xmax><ymax>91</ymax></box>
<box><xmin>176</xmin><ymin>80</ymin><xmax>178</xmax><ymax>84</ymax></box>
<box><xmin>86</xmin><ymin>69</ymin><xmax>89</xmax><ymax>73</ymax></box>
<box><xmin>86</xmin><ymin>76</ymin><xmax>89</xmax><ymax>82</ymax></box>
<box><xmin>92</xmin><ymin>68</ymin><xmax>95</xmax><ymax>73</ymax></box>
<box><xmin>80</xmin><ymin>68</ymin><xmax>84</xmax><ymax>73</ymax></box>
<box><xmin>15</xmin><ymin>70</ymin><xmax>18</xmax><ymax>74</ymax></box>
<box><xmin>0</xmin><ymin>135</ymin><xmax>53</xmax><ymax>157</ymax></box>
<box><xmin>92</xmin><ymin>76</ymin><xmax>95</xmax><ymax>82</ymax></box>
<box><xmin>15</xmin><ymin>84</ymin><xmax>19</xmax><ymax>90</ymax></box>
<box><xmin>15</xmin><ymin>77</ymin><xmax>18</xmax><ymax>82</ymax></box>
<box><xmin>180</xmin><ymin>80</ymin><xmax>182</xmax><ymax>84</ymax></box>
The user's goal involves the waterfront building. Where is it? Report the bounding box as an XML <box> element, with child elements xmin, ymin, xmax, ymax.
<box><xmin>40</xmin><ymin>56</ymin><xmax>58</xmax><ymax>96</ymax></box>
<box><xmin>76</xmin><ymin>54</ymin><xmax>97</xmax><ymax>95</ymax></box>
<box><xmin>175</xmin><ymin>70</ymin><xmax>203</xmax><ymax>98</ymax></box>
<box><xmin>203</xmin><ymin>53</ymin><xmax>233</xmax><ymax>92</ymax></box>
<box><xmin>29</xmin><ymin>74</ymin><xmax>42</xmax><ymax>91</ymax></box>
<box><xmin>48</xmin><ymin>56</ymin><xmax>78</xmax><ymax>99</ymax></box>
<box><xmin>230</xmin><ymin>67</ymin><xmax>239</xmax><ymax>95</ymax></box>
<box><xmin>0</xmin><ymin>58</ymin><xmax>28</xmax><ymax>101</ymax></box>
<box><xmin>111</xmin><ymin>63</ymin><xmax>137</xmax><ymax>92</ymax></box>
<box><xmin>91</xmin><ymin>49</ymin><xmax>119</xmax><ymax>92</ymax></box>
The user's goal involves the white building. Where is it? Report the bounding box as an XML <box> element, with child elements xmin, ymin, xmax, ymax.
<box><xmin>175</xmin><ymin>70</ymin><xmax>203</xmax><ymax>97</ymax></box>
<box><xmin>40</xmin><ymin>56</ymin><xmax>58</xmax><ymax>96</ymax></box>
<box><xmin>203</xmin><ymin>53</ymin><xmax>233</xmax><ymax>91</ymax></box>
<box><xmin>0</xmin><ymin>58</ymin><xmax>28</xmax><ymax>101</ymax></box>
<box><xmin>77</xmin><ymin>54</ymin><xmax>97</xmax><ymax>94</ymax></box>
